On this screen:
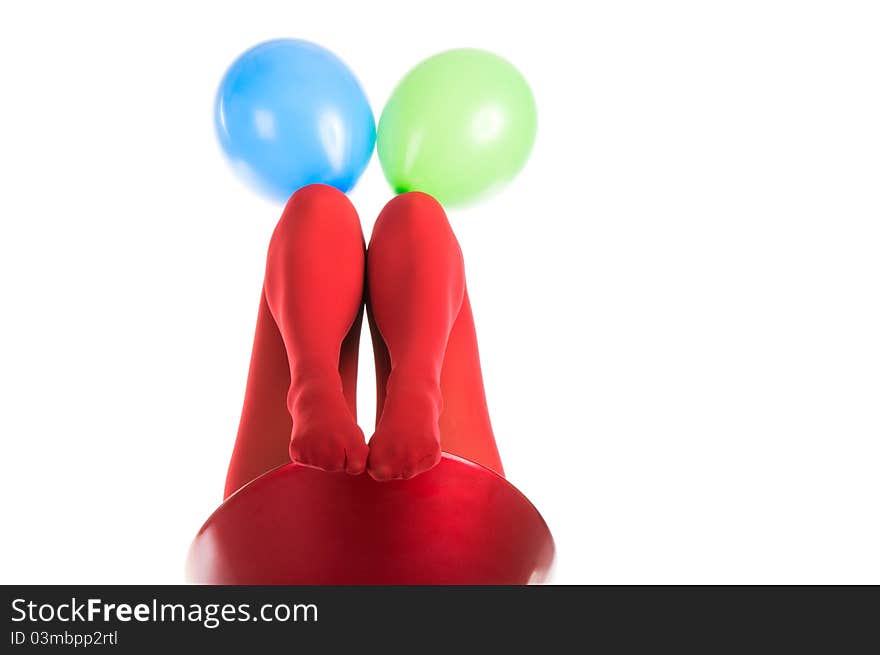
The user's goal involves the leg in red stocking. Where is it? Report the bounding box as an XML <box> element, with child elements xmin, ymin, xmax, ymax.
<box><xmin>224</xmin><ymin>184</ymin><xmax>367</xmax><ymax>498</ymax></box>
<box><xmin>224</xmin><ymin>291</ymin><xmax>291</xmax><ymax>499</ymax></box>
<box><xmin>366</xmin><ymin>192</ymin><xmax>503</xmax><ymax>480</ymax></box>
<box><xmin>437</xmin><ymin>293</ymin><xmax>504</xmax><ymax>477</ymax></box>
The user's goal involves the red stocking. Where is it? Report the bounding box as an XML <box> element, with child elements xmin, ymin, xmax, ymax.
<box><xmin>366</xmin><ymin>192</ymin><xmax>504</xmax><ymax>480</ymax></box>
<box><xmin>225</xmin><ymin>187</ymin><xmax>504</xmax><ymax>497</ymax></box>
<box><xmin>224</xmin><ymin>185</ymin><xmax>367</xmax><ymax>498</ymax></box>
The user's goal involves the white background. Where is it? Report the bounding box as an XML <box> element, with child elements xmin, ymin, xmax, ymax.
<box><xmin>1</xmin><ymin>1</ymin><xmax>878</xmax><ymax>584</ymax></box>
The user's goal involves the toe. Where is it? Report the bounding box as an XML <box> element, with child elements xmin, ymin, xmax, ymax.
<box><xmin>367</xmin><ymin>461</ymin><xmax>390</xmax><ymax>481</ymax></box>
<box><xmin>316</xmin><ymin>442</ymin><xmax>346</xmax><ymax>472</ymax></box>
<box><xmin>288</xmin><ymin>439</ymin><xmax>310</xmax><ymax>465</ymax></box>
<box><xmin>290</xmin><ymin>437</ymin><xmax>345</xmax><ymax>472</ymax></box>
<box><xmin>345</xmin><ymin>443</ymin><xmax>369</xmax><ymax>475</ymax></box>
<box><xmin>366</xmin><ymin>455</ymin><xmax>396</xmax><ymax>481</ymax></box>
<box><xmin>402</xmin><ymin>448</ymin><xmax>442</xmax><ymax>479</ymax></box>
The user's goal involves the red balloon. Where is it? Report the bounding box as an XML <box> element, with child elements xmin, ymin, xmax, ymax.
<box><xmin>187</xmin><ymin>454</ymin><xmax>554</xmax><ymax>584</ymax></box>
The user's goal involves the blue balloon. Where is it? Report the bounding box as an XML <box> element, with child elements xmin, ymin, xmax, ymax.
<box><xmin>215</xmin><ymin>39</ymin><xmax>375</xmax><ymax>202</ymax></box>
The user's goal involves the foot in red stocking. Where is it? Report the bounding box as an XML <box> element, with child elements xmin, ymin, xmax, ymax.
<box><xmin>365</xmin><ymin>192</ymin><xmax>464</xmax><ymax>480</ymax></box>
<box><xmin>287</xmin><ymin>382</ymin><xmax>368</xmax><ymax>475</ymax></box>
<box><xmin>366</xmin><ymin>378</ymin><xmax>443</xmax><ymax>480</ymax></box>
<box><xmin>265</xmin><ymin>184</ymin><xmax>369</xmax><ymax>476</ymax></box>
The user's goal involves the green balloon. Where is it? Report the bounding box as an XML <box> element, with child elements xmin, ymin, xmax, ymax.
<box><xmin>378</xmin><ymin>49</ymin><xmax>537</xmax><ymax>207</ymax></box>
